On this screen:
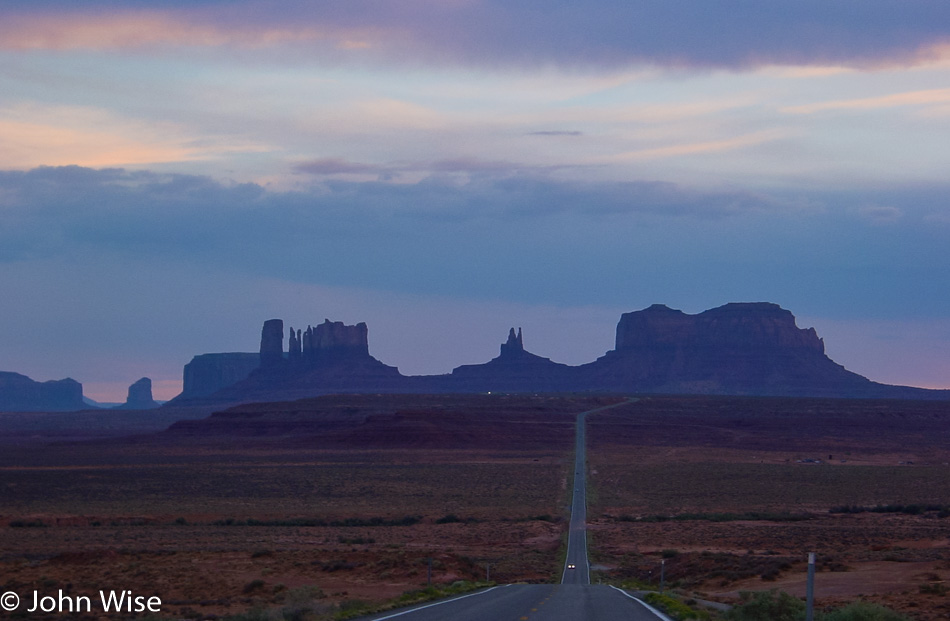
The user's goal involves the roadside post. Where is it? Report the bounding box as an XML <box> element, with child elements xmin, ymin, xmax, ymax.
<box><xmin>660</xmin><ymin>559</ymin><xmax>665</xmax><ymax>594</ymax></box>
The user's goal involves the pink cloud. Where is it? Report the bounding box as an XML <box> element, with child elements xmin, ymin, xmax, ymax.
<box><xmin>782</xmin><ymin>88</ymin><xmax>950</xmax><ymax>114</ymax></box>
<box><xmin>605</xmin><ymin>130</ymin><xmax>786</xmax><ymax>163</ymax></box>
<box><xmin>0</xmin><ymin>10</ymin><xmax>344</xmax><ymax>51</ymax></box>
<box><xmin>0</xmin><ymin>114</ymin><xmax>197</xmax><ymax>168</ymax></box>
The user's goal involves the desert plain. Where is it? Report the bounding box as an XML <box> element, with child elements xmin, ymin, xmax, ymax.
<box><xmin>2</xmin><ymin>393</ymin><xmax>950</xmax><ymax>620</ymax></box>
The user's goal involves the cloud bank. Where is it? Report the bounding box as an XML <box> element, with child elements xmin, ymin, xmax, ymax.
<box><xmin>2</xmin><ymin>165</ymin><xmax>949</xmax><ymax>317</ymax></box>
<box><xmin>2</xmin><ymin>1</ymin><xmax>949</xmax><ymax>70</ymax></box>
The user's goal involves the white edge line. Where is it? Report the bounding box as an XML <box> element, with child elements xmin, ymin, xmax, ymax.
<box><xmin>608</xmin><ymin>586</ymin><xmax>675</xmax><ymax>621</ymax></box>
<box><xmin>369</xmin><ymin>586</ymin><xmax>499</xmax><ymax>620</ymax></box>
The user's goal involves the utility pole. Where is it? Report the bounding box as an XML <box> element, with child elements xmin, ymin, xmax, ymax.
<box><xmin>806</xmin><ymin>552</ymin><xmax>815</xmax><ymax>621</ymax></box>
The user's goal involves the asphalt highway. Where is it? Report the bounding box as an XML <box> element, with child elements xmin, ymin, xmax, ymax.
<box><xmin>561</xmin><ymin>400</ymin><xmax>599</xmax><ymax>585</ymax></box>
<box><xmin>363</xmin><ymin>584</ymin><xmax>670</xmax><ymax>620</ymax></box>
<box><xmin>360</xmin><ymin>399</ymin><xmax>669</xmax><ymax>621</ymax></box>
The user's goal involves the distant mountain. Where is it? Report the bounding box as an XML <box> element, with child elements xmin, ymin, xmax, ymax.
<box><xmin>167</xmin><ymin>303</ymin><xmax>950</xmax><ymax>406</ymax></box>
<box><xmin>0</xmin><ymin>371</ymin><xmax>85</xmax><ymax>412</ymax></box>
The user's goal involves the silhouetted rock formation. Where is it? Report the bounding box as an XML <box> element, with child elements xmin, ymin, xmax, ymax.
<box><xmin>615</xmin><ymin>303</ymin><xmax>824</xmax><ymax>353</ymax></box>
<box><xmin>201</xmin><ymin>318</ymin><xmax>401</xmax><ymax>403</ymax></box>
<box><xmin>260</xmin><ymin>319</ymin><xmax>284</xmax><ymax>368</ymax></box>
<box><xmin>169</xmin><ymin>303</ymin><xmax>950</xmax><ymax>406</ymax></box>
<box><xmin>289</xmin><ymin>326</ymin><xmax>301</xmax><ymax>360</ymax></box>
<box><xmin>579</xmin><ymin>303</ymin><xmax>897</xmax><ymax>397</ymax></box>
<box><xmin>118</xmin><ymin>377</ymin><xmax>160</xmax><ymax>410</ymax></box>
<box><xmin>0</xmin><ymin>371</ymin><xmax>85</xmax><ymax>411</ymax></box>
<box><xmin>447</xmin><ymin>327</ymin><xmax>572</xmax><ymax>392</ymax></box>
<box><xmin>179</xmin><ymin>353</ymin><xmax>260</xmax><ymax>399</ymax></box>
<box><xmin>500</xmin><ymin>327</ymin><xmax>524</xmax><ymax>357</ymax></box>
<box><xmin>303</xmin><ymin>319</ymin><xmax>370</xmax><ymax>363</ymax></box>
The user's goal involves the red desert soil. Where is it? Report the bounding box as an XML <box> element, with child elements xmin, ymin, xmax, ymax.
<box><xmin>0</xmin><ymin>394</ymin><xmax>617</xmax><ymax>619</ymax></box>
<box><xmin>586</xmin><ymin>396</ymin><xmax>950</xmax><ymax>620</ymax></box>
<box><xmin>3</xmin><ymin>393</ymin><xmax>950</xmax><ymax>619</ymax></box>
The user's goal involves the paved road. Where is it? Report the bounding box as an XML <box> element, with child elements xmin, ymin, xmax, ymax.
<box><xmin>363</xmin><ymin>584</ymin><xmax>669</xmax><ymax>621</ymax></box>
<box><xmin>361</xmin><ymin>399</ymin><xmax>667</xmax><ymax>621</ymax></box>
<box><xmin>562</xmin><ymin>400</ymin><xmax>627</xmax><ymax>585</ymax></box>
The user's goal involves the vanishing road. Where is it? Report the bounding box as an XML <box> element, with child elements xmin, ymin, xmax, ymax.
<box><xmin>361</xmin><ymin>399</ymin><xmax>671</xmax><ymax>621</ymax></box>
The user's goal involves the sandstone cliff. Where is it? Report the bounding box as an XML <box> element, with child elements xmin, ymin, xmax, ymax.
<box><xmin>582</xmin><ymin>302</ymin><xmax>875</xmax><ymax>396</ymax></box>
<box><xmin>303</xmin><ymin>319</ymin><xmax>370</xmax><ymax>363</ymax></box>
<box><xmin>198</xmin><ymin>318</ymin><xmax>401</xmax><ymax>403</ymax></box>
<box><xmin>0</xmin><ymin>371</ymin><xmax>85</xmax><ymax>412</ymax></box>
<box><xmin>615</xmin><ymin>303</ymin><xmax>824</xmax><ymax>353</ymax></box>
<box><xmin>259</xmin><ymin>319</ymin><xmax>284</xmax><ymax>368</ymax></box>
<box><xmin>179</xmin><ymin>353</ymin><xmax>260</xmax><ymax>399</ymax></box>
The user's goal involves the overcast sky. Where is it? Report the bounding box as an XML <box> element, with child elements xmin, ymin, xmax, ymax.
<box><xmin>2</xmin><ymin>1</ymin><xmax>950</xmax><ymax>401</ymax></box>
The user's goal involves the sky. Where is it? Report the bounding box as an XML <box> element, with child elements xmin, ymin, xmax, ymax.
<box><xmin>2</xmin><ymin>1</ymin><xmax>950</xmax><ymax>402</ymax></box>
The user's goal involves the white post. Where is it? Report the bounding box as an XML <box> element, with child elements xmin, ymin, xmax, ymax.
<box><xmin>660</xmin><ymin>559</ymin><xmax>666</xmax><ymax>594</ymax></box>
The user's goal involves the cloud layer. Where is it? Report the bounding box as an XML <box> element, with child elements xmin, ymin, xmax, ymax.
<box><xmin>2</xmin><ymin>1</ymin><xmax>949</xmax><ymax>70</ymax></box>
<box><xmin>2</xmin><ymin>165</ymin><xmax>948</xmax><ymax>317</ymax></box>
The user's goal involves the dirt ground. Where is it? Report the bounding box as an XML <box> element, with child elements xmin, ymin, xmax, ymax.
<box><xmin>3</xmin><ymin>393</ymin><xmax>950</xmax><ymax>619</ymax></box>
<box><xmin>587</xmin><ymin>396</ymin><xmax>950</xmax><ymax>620</ymax></box>
<box><xmin>1</xmin><ymin>518</ymin><xmax>562</xmax><ymax>619</ymax></box>
<box><xmin>1</xmin><ymin>394</ymin><xmax>602</xmax><ymax>619</ymax></box>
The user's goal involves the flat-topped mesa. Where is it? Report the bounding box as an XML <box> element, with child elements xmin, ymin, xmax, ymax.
<box><xmin>615</xmin><ymin>302</ymin><xmax>824</xmax><ymax>354</ymax></box>
<box><xmin>588</xmin><ymin>301</ymin><xmax>844</xmax><ymax>396</ymax></box>
<box><xmin>0</xmin><ymin>371</ymin><xmax>85</xmax><ymax>411</ymax></box>
<box><xmin>303</xmin><ymin>319</ymin><xmax>370</xmax><ymax>364</ymax></box>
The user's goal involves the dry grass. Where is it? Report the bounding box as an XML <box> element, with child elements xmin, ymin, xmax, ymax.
<box><xmin>0</xmin><ymin>394</ymin><xmax>604</xmax><ymax>619</ymax></box>
<box><xmin>586</xmin><ymin>395</ymin><xmax>950</xmax><ymax>621</ymax></box>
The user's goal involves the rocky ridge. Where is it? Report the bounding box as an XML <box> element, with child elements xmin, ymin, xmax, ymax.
<box><xmin>168</xmin><ymin>303</ymin><xmax>950</xmax><ymax>405</ymax></box>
